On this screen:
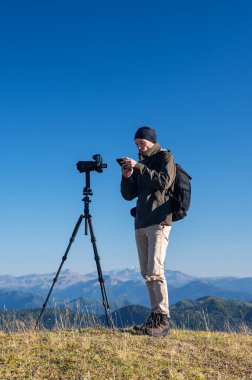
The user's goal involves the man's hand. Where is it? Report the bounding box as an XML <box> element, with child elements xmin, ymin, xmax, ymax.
<box><xmin>121</xmin><ymin>157</ymin><xmax>137</xmax><ymax>178</ymax></box>
<box><xmin>122</xmin><ymin>157</ymin><xmax>137</xmax><ymax>168</ymax></box>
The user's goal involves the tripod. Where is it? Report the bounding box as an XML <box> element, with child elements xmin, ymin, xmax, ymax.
<box><xmin>36</xmin><ymin>171</ymin><xmax>114</xmax><ymax>329</ymax></box>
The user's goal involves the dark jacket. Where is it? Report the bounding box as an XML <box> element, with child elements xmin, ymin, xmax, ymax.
<box><xmin>121</xmin><ymin>143</ymin><xmax>176</xmax><ymax>229</ymax></box>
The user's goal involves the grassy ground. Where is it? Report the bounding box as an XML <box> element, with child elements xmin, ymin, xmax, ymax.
<box><xmin>0</xmin><ymin>328</ymin><xmax>251</xmax><ymax>380</ymax></box>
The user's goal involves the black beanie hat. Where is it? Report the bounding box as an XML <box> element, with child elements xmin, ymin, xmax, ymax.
<box><xmin>134</xmin><ymin>126</ymin><xmax>157</xmax><ymax>143</ymax></box>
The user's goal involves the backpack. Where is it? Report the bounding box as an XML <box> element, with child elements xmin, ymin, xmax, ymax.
<box><xmin>169</xmin><ymin>163</ymin><xmax>192</xmax><ymax>222</ymax></box>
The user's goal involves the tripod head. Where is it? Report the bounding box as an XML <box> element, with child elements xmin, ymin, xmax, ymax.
<box><xmin>83</xmin><ymin>171</ymin><xmax>93</xmax><ymax>196</ymax></box>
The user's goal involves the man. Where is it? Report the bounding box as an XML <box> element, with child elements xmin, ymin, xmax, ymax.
<box><xmin>120</xmin><ymin>126</ymin><xmax>176</xmax><ymax>337</ymax></box>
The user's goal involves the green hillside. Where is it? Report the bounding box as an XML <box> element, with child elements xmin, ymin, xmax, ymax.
<box><xmin>170</xmin><ymin>296</ymin><xmax>252</xmax><ymax>332</ymax></box>
<box><xmin>0</xmin><ymin>328</ymin><xmax>251</xmax><ymax>379</ymax></box>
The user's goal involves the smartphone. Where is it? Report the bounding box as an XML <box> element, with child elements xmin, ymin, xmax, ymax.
<box><xmin>116</xmin><ymin>158</ymin><xmax>124</xmax><ymax>166</ymax></box>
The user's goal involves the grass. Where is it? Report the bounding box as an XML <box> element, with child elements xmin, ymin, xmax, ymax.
<box><xmin>0</xmin><ymin>327</ymin><xmax>251</xmax><ymax>379</ymax></box>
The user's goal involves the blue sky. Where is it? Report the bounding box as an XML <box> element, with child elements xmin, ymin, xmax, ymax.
<box><xmin>0</xmin><ymin>0</ymin><xmax>251</xmax><ymax>277</ymax></box>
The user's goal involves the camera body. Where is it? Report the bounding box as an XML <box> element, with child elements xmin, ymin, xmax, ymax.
<box><xmin>76</xmin><ymin>154</ymin><xmax>107</xmax><ymax>173</ymax></box>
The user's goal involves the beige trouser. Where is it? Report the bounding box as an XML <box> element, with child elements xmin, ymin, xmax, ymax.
<box><xmin>135</xmin><ymin>224</ymin><xmax>172</xmax><ymax>317</ymax></box>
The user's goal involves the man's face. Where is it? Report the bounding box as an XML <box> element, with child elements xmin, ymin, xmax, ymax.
<box><xmin>135</xmin><ymin>138</ymin><xmax>154</xmax><ymax>154</ymax></box>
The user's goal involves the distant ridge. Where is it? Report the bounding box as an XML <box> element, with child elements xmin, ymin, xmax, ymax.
<box><xmin>0</xmin><ymin>289</ymin><xmax>52</xmax><ymax>310</ymax></box>
<box><xmin>0</xmin><ymin>268</ymin><xmax>252</xmax><ymax>311</ymax></box>
<box><xmin>170</xmin><ymin>280</ymin><xmax>252</xmax><ymax>304</ymax></box>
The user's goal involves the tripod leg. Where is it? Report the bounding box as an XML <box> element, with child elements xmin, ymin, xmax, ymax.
<box><xmin>35</xmin><ymin>215</ymin><xmax>83</xmax><ymax>329</ymax></box>
<box><xmin>87</xmin><ymin>215</ymin><xmax>114</xmax><ymax>329</ymax></box>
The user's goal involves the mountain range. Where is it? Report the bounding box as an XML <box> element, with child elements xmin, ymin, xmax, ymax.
<box><xmin>0</xmin><ymin>268</ymin><xmax>252</xmax><ymax>311</ymax></box>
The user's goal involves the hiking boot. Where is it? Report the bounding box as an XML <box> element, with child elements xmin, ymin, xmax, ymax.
<box><xmin>144</xmin><ymin>313</ymin><xmax>170</xmax><ymax>337</ymax></box>
<box><xmin>132</xmin><ymin>312</ymin><xmax>156</xmax><ymax>334</ymax></box>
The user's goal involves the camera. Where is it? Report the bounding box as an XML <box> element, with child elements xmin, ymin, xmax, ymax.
<box><xmin>76</xmin><ymin>154</ymin><xmax>107</xmax><ymax>173</ymax></box>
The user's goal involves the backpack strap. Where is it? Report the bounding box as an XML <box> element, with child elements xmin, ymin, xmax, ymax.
<box><xmin>156</xmin><ymin>148</ymin><xmax>176</xmax><ymax>192</ymax></box>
